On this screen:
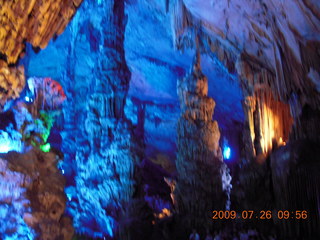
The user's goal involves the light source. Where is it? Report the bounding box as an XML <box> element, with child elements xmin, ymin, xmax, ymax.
<box><xmin>223</xmin><ymin>146</ymin><xmax>231</xmax><ymax>160</ymax></box>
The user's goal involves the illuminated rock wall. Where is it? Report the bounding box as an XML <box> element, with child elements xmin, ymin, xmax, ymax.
<box><xmin>175</xmin><ymin>52</ymin><xmax>230</xmax><ymax>234</ymax></box>
<box><xmin>171</xmin><ymin>0</ymin><xmax>320</xmax><ymax>112</ymax></box>
<box><xmin>60</xmin><ymin>1</ymin><xmax>136</xmax><ymax>238</ymax></box>
<box><xmin>171</xmin><ymin>0</ymin><xmax>320</xmax><ymax>160</ymax></box>
<box><xmin>0</xmin><ymin>69</ymin><xmax>70</xmax><ymax>238</ymax></box>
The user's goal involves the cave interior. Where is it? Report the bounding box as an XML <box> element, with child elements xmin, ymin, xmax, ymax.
<box><xmin>0</xmin><ymin>0</ymin><xmax>319</xmax><ymax>239</ymax></box>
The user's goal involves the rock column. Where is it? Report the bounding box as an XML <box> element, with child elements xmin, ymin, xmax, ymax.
<box><xmin>175</xmin><ymin>53</ymin><xmax>229</xmax><ymax>233</ymax></box>
<box><xmin>63</xmin><ymin>1</ymin><xmax>136</xmax><ymax>239</ymax></box>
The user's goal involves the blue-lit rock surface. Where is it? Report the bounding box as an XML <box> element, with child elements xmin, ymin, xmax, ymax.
<box><xmin>0</xmin><ymin>158</ymin><xmax>34</xmax><ymax>240</ymax></box>
<box><xmin>8</xmin><ymin>0</ymin><xmax>319</xmax><ymax>239</ymax></box>
<box><xmin>23</xmin><ymin>0</ymin><xmax>245</xmax><ymax>162</ymax></box>
<box><xmin>49</xmin><ymin>0</ymin><xmax>138</xmax><ymax>238</ymax></box>
<box><xmin>20</xmin><ymin>0</ymin><xmax>244</xmax><ymax>238</ymax></box>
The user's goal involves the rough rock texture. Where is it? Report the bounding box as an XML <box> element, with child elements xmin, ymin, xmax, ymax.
<box><xmin>0</xmin><ymin>148</ymin><xmax>72</xmax><ymax>240</ymax></box>
<box><xmin>0</xmin><ymin>0</ymin><xmax>82</xmax><ymax>115</ymax></box>
<box><xmin>171</xmin><ymin>0</ymin><xmax>320</xmax><ymax>154</ymax></box>
<box><xmin>0</xmin><ymin>61</ymin><xmax>25</xmax><ymax>110</ymax></box>
<box><xmin>59</xmin><ymin>1</ymin><xmax>137</xmax><ymax>238</ymax></box>
<box><xmin>23</xmin><ymin>0</ymin><xmax>245</xmax><ymax>165</ymax></box>
<box><xmin>26</xmin><ymin>77</ymin><xmax>66</xmax><ymax>114</ymax></box>
<box><xmin>0</xmin><ymin>157</ymin><xmax>34</xmax><ymax>239</ymax></box>
<box><xmin>0</xmin><ymin>0</ymin><xmax>82</xmax><ymax>64</ymax></box>
<box><xmin>174</xmin><ymin>52</ymin><xmax>230</xmax><ymax>235</ymax></box>
<box><xmin>8</xmin><ymin>0</ymin><xmax>319</xmax><ymax>238</ymax></box>
<box><xmin>172</xmin><ymin>0</ymin><xmax>320</xmax><ymax>107</ymax></box>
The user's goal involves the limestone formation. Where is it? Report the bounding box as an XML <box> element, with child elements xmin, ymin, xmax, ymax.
<box><xmin>0</xmin><ymin>148</ymin><xmax>73</xmax><ymax>240</ymax></box>
<box><xmin>60</xmin><ymin>1</ymin><xmax>137</xmax><ymax>238</ymax></box>
<box><xmin>0</xmin><ymin>61</ymin><xmax>25</xmax><ymax>110</ymax></box>
<box><xmin>242</xmin><ymin>89</ymin><xmax>293</xmax><ymax>157</ymax></box>
<box><xmin>0</xmin><ymin>0</ymin><xmax>82</xmax><ymax>114</ymax></box>
<box><xmin>0</xmin><ymin>157</ymin><xmax>34</xmax><ymax>239</ymax></box>
<box><xmin>175</xmin><ymin>52</ymin><xmax>230</xmax><ymax>234</ymax></box>
<box><xmin>0</xmin><ymin>0</ymin><xmax>319</xmax><ymax>239</ymax></box>
<box><xmin>0</xmin><ymin>0</ymin><xmax>82</xmax><ymax>64</ymax></box>
<box><xmin>171</xmin><ymin>0</ymin><xmax>320</xmax><ymax>139</ymax></box>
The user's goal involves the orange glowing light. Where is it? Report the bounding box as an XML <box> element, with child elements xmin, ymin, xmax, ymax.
<box><xmin>154</xmin><ymin>208</ymin><xmax>171</xmax><ymax>219</ymax></box>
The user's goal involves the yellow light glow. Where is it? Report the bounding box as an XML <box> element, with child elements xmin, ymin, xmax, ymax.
<box><xmin>279</xmin><ymin>137</ymin><xmax>286</xmax><ymax>146</ymax></box>
<box><xmin>154</xmin><ymin>208</ymin><xmax>172</xmax><ymax>219</ymax></box>
<box><xmin>247</xmin><ymin>90</ymin><xmax>293</xmax><ymax>156</ymax></box>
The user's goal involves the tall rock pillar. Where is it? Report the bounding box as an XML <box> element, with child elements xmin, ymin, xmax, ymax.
<box><xmin>62</xmin><ymin>1</ymin><xmax>136</xmax><ymax>239</ymax></box>
<box><xmin>175</xmin><ymin>53</ymin><xmax>230</xmax><ymax>234</ymax></box>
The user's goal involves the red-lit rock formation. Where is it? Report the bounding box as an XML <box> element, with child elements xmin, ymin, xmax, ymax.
<box><xmin>0</xmin><ymin>0</ymin><xmax>82</xmax><ymax>113</ymax></box>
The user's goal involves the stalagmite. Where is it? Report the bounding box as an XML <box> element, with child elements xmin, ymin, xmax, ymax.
<box><xmin>175</xmin><ymin>51</ymin><xmax>230</xmax><ymax>234</ymax></box>
<box><xmin>0</xmin><ymin>0</ymin><xmax>319</xmax><ymax>239</ymax></box>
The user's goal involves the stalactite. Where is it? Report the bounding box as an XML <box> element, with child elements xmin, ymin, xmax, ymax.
<box><xmin>171</xmin><ymin>0</ymin><xmax>196</xmax><ymax>50</ymax></box>
<box><xmin>253</xmin><ymin>100</ymin><xmax>263</xmax><ymax>155</ymax></box>
<box><xmin>0</xmin><ymin>0</ymin><xmax>83</xmax><ymax>64</ymax></box>
<box><xmin>171</xmin><ymin>1</ymin><xmax>320</xmax><ymax>137</ymax></box>
<box><xmin>175</xmin><ymin>52</ymin><xmax>230</xmax><ymax>235</ymax></box>
<box><xmin>237</xmin><ymin>40</ymin><xmax>320</xmax><ymax>141</ymax></box>
<box><xmin>242</xmin><ymin>86</ymin><xmax>293</xmax><ymax>156</ymax></box>
<box><xmin>241</xmin><ymin>96</ymin><xmax>255</xmax><ymax>160</ymax></box>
